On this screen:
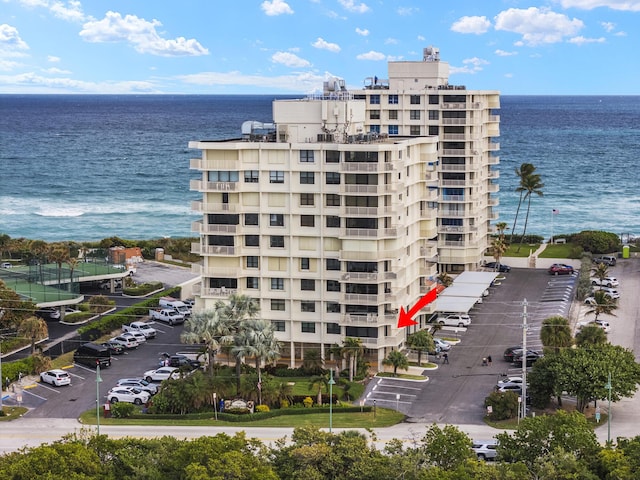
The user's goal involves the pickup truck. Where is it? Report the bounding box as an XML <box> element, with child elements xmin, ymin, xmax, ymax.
<box><xmin>159</xmin><ymin>296</ymin><xmax>192</xmax><ymax>317</ymax></box>
<box><xmin>122</xmin><ymin>321</ymin><xmax>157</xmax><ymax>339</ymax></box>
<box><xmin>149</xmin><ymin>308</ymin><xmax>185</xmax><ymax>326</ymax></box>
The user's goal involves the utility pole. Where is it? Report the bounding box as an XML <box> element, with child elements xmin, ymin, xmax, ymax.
<box><xmin>521</xmin><ymin>299</ymin><xmax>528</xmax><ymax>420</ymax></box>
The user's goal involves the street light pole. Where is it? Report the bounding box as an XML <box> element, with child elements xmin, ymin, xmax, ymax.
<box><xmin>96</xmin><ymin>364</ymin><xmax>102</xmax><ymax>435</ymax></box>
<box><xmin>328</xmin><ymin>369</ymin><xmax>336</xmax><ymax>433</ymax></box>
<box><xmin>606</xmin><ymin>371</ymin><xmax>612</xmax><ymax>444</ymax></box>
<box><xmin>521</xmin><ymin>299</ymin><xmax>528</xmax><ymax>420</ymax></box>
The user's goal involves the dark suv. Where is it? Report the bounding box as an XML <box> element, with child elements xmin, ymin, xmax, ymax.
<box><xmin>166</xmin><ymin>355</ymin><xmax>201</xmax><ymax>370</ymax></box>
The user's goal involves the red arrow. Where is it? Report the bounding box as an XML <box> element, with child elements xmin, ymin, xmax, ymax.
<box><xmin>397</xmin><ymin>287</ymin><xmax>438</xmax><ymax>329</ymax></box>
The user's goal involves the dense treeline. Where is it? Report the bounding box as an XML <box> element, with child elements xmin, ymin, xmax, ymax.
<box><xmin>2</xmin><ymin>420</ymin><xmax>640</xmax><ymax>479</ymax></box>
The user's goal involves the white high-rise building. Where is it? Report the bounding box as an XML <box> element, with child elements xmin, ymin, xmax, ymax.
<box><xmin>189</xmin><ymin>47</ymin><xmax>499</xmax><ymax>368</ymax></box>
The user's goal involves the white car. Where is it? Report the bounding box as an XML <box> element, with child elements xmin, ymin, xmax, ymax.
<box><xmin>437</xmin><ymin>314</ymin><xmax>471</xmax><ymax>327</ymax></box>
<box><xmin>110</xmin><ymin>335</ymin><xmax>139</xmax><ymax>349</ymax></box>
<box><xmin>597</xmin><ymin>287</ymin><xmax>620</xmax><ymax>299</ymax></box>
<box><xmin>40</xmin><ymin>369</ymin><xmax>71</xmax><ymax>387</ymax></box>
<box><xmin>106</xmin><ymin>387</ymin><xmax>150</xmax><ymax>405</ymax></box>
<box><xmin>578</xmin><ymin>320</ymin><xmax>611</xmax><ymax>334</ymax></box>
<box><xmin>591</xmin><ymin>277</ymin><xmax>619</xmax><ymax>288</ymax></box>
<box><xmin>433</xmin><ymin>338</ymin><xmax>451</xmax><ymax>351</ymax></box>
<box><xmin>497</xmin><ymin>376</ymin><xmax>523</xmax><ymax>389</ymax></box>
<box><xmin>143</xmin><ymin>366</ymin><xmax>180</xmax><ymax>383</ymax></box>
<box><xmin>117</xmin><ymin>378</ymin><xmax>158</xmax><ymax>395</ymax></box>
<box><xmin>121</xmin><ymin>331</ymin><xmax>147</xmax><ymax>344</ymax></box>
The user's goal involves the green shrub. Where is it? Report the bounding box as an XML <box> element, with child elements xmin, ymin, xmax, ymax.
<box><xmin>110</xmin><ymin>402</ymin><xmax>135</xmax><ymax>418</ymax></box>
<box><xmin>279</xmin><ymin>399</ymin><xmax>290</xmax><ymax>408</ymax></box>
<box><xmin>303</xmin><ymin>396</ymin><xmax>313</xmax><ymax>408</ymax></box>
<box><xmin>569</xmin><ymin>230</ymin><xmax>620</xmax><ymax>254</ymax></box>
<box><xmin>255</xmin><ymin>404</ymin><xmax>270</xmax><ymax>413</ymax></box>
<box><xmin>484</xmin><ymin>391</ymin><xmax>519</xmax><ymax>420</ymax></box>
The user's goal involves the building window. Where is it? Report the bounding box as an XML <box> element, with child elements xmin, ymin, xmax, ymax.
<box><xmin>326</xmin><ymin>258</ymin><xmax>340</xmax><ymax>270</ymax></box>
<box><xmin>272</xmin><ymin>320</ymin><xmax>286</xmax><ymax>331</ymax></box>
<box><xmin>326</xmin><ymin>302</ymin><xmax>341</xmax><ymax>313</ymax></box>
<box><xmin>300</xmin><ymin>150</ymin><xmax>315</xmax><ymax>163</ymax></box>
<box><xmin>246</xmin><ymin>256</ymin><xmax>259</xmax><ymax>268</ymax></box>
<box><xmin>410</xmin><ymin>110</ymin><xmax>421</xmax><ymax>120</ymax></box>
<box><xmin>388</xmin><ymin>94</ymin><xmax>399</xmax><ymax>104</ymax></box>
<box><xmin>326</xmin><ymin>216</ymin><xmax>340</xmax><ymax>228</ymax></box>
<box><xmin>271</xmin><ymin>278</ymin><xmax>284</xmax><ymax>290</ymax></box>
<box><xmin>300</xmin><ymin>215</ymin><xmax>315</xmax><ymax>227</ymax></box>
<box><xmin>300</xmin><ymin>257</ymin><xmax>310</xmax><ymax>270</ymax></box>
<box><xmin>410</xmin><ymin>126</ymin><xmax>421</xmax><ymax>136</ymax></box>
<box><xmin>388</xmin><ymin>125</ymin><xmax>399</xmax><ymax>135</ymax></box>
<box><xmin>270</xmin><ymin>236</ymin><xmax>284</xmax><ymax>248</ymax></box>
<box><xmin>301</xmin><ymin>279</ymin><xmax>315</xmax><ymax>291</ymax></box>
<box><xmin>270</xmin><ymin>171</ymin><xmax>284</xmax><ymax>183</ymax></box>
<box><xmin>325</xmin><ymin>172</ymin><xmax>340</xmax><ymax>185</ymax></box>
<box><xmin>270</xmin><ymin>214</ymin><xmax>284</xmax><ymax>226</ymax></box>
<box><xmin>326</xmin><ymin>150</ymin><xmax>340</xmax><ymax>163</ymax></box>
<box><xmin>388</xmin><ymin>110</ymin><xmax>398</xmax><ymax>120</ymax></box>
<box><xmin>271</xmin><ymin>299</ymin><xmax>285</xmax><ymax>311</ymax></box>
<box><xmin>208</xmin><ymin>171</ymin><xmax>239</xmax><ymax>182</ymax></box>
<box><xmin>369</xmin><ymin>125</ymin><xmax>380</xmax><ymax>134</ymax></box>
<box><xmin>301</xmin><ymin>301</ymin><xmax>315</xmax><ymax>313</ymax></box>
<box><xmin>326</xmin><ymin>322</ymin><xmax>341</xmax><ymax>334</ymax></box>
<box><xmin>429</xmin><ymin>110</ymin><xmax>439</xmax><ymax>120</ymax></box>
<box><xmin>244</xmin><ymin>170</ymin><xmax>259</xmax><ymax>183</ymax></box>
<box><xmin>370</xmin><ymin>110</ymin><xmax>380</xmax><ymax>120</ymax></box>
<box><xmin>246</xmin><ymin>277</ymin><xmax>259</xmax><ymax>289</ymax></box>
<box><xmin>301</xmin><ymin>322</ymin><xmax>316</xmax><ymax>333</ymax></box>
<box><xmin>327</xmin><ymin>280</ymin><xmax>340</xmax><ymax>292</ymax></box>
<box><xmin>245</xmin><ymin>235</ymin><xmax>259</xmax><ymax>247</ymax></box>
<box><xmin>429</xmin><ymin>95</ymin><xmax>439</xmax><ymax>105</ymax></box>
<box><xmin>300</xmin><ymin>193</ymin><xmax>315</xmax><ymax>206</ymax></box>
<box><xmin>369</xmin><ymin>95</ymin><xmax>380</xmax><ymax>105</ymax></box>
<box><xmin>410</xmin><ymin>95</ymin><xmax>421</xmax><ymax>105</ymax></box>
<box><xmin>245</xmin><ymin>213</ymin><xmax>259</xmax><ymax>226</ymax></box>
<box><xmin>300</xmin><ymin>172</ymin><xmax>315</xmax><ymax>184</ymax></box>
<box><xmin>326</xmin><ymin>194</ymin><xmax>340</xmax><ymax>207</ymax></box>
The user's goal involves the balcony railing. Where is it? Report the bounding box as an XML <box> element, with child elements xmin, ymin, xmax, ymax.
<box><xmin>192</xmin><ymin>221</ymin><xmax>238</xmax><ymax>234</ymax></box>
<box><xmin>192</xmin><ymin>244</ymin><xmax>236</xmax><ymax>255</ymax></box>
<box><xmin>203</xmin><ymin>287</ymin><xmax>237</xmax><ymax>297</ymax></box>
<box><xmin>340</xmin><ymin>227</ymin><xmax>398</xmax><ymax>238</ymax></box>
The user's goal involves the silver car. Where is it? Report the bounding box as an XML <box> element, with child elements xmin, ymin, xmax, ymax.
<box><xmin>472</xmin><ymin>440</ymin><xmax>498</xmax><ymax>460</ymax></box>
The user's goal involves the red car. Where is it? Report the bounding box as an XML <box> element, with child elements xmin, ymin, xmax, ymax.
<box><xmin>548</xmin><ymin>263</ymin><xmax>574</xmax><ymax>275</ymax></box>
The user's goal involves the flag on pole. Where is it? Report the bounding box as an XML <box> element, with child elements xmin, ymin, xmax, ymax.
<box><xmin>552</xmin><ymin>209</ymin><xmax>559</xmax><ymax>214</ymax></box>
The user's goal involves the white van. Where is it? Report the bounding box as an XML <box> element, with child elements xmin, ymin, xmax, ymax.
<box><xmin>159</xmin><ymin>296</ymin><xmax>191</xmax><ymax>317</ymax></box>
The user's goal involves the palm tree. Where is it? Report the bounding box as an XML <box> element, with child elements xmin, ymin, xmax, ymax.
<box><xmin>591</xmin><ymin>262</ymin><xmax>609</xmax><ymax>285</ymax></box>
<box><xmin>495</xmin><ymin>222</ymin><xmax>509</xmax><ymax>243</ymax></box>
<box><xmin>181</xmin><ymin>309</ymin><xmax>235</xmax><ymax>375</ymax></box>
<box><xmin>575</xmin><ymin>324</ymin><xmax>607</xmax><ymax>347</ymax></box>
<box><xmin>47</xmin><ymin>243</ymin><xmax>69</xmax><ymax>289</ymax></box>
<box><xmin>29</xmin><ymin>239</ymin><xmax>48</xmax><ymax>282</ymax></box>
<box><xmin>328</xmin><ymin>343</ymin><xmax>344</xmax><ymax>376</ymax></box>
<box><xmin>66</xmin><ymin>257</ymin><xmax>80</xmax><ymax>292</ymax></box>
<box><xmin>540</xmin><ymin>316</ymin><xmax>573</xmax><ymax>354</ymax></box>
<box><xmin>17</xmin><ymin>315</ymin><xmax>48</xmax><ymax>355</ymax></box>
<box><xmin>405</xmin><ymin>329</ymin><xmax>435</xmax><ymax>366</ymax></box>
<box><xmin>490</xmin><ymin>238</ymin><xmax>508</xmax><ymax>269</ymax></box>
<box><xmin>517</xmin><ymin>172</ymin><xmax>544</xmax><ymax>250</ymax></box>
<box><xmin>302</xmin><ymin>349</ymin><xmax>325</xmax><ymax>374</ymax></box>
<box><xmin>586</xmin><ymin>290</ymin><xmax>618</xmax><ymax>321</ymax></box>
<box><xmin>308</xmin><ymin>372</ymin><xmax>329</xmax><ymax>406</ymax></box>
<box><xmin>510</xmin><ymin>163</ymin><xmax>536</xmax><ymax>244</ymax></box>
<box><xmin>342</xmin><ymin>337</ymin><xmax>364</xmax><ymax>381</ymax></box>
<box><xmin>243</xmin><ymin>318</ymin><xmax>281</xmax><ymax>405</ymax></box>
<box><xmin>382</xmin><ymin>350</ymin><xmax>409</xmax><ymax>377</ymax></box>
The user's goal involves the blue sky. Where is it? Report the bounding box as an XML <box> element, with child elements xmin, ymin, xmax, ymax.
<box><xmin>1</xmin><ymin>0</ymin><xmax>638</xmax><ymax>95</ymax></box>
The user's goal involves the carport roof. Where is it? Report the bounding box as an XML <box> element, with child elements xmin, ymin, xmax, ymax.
<box><xmin>439</xmin><ymin>283</ymin><xmax>488</xmax><ymax>298</ymax></box>
<box><xmin>454</xmin><ymin>271</ymin><xmax>500</xmax><ymax>285</ymax></box>
<box><xmin>434</xmin><ymin>295</ymin><xmax>478</xmax><ymax>313</ymax></box>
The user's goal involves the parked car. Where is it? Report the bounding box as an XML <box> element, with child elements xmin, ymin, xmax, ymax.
<box><xmin>162</xmin><ymin>355</ymin><xmax>201</xmax><ymax>370</ymax></box>
<box><xmin>37</xmin><ymin>307</ymin><xmax>61</xmax><ymax>321</ymax></box>
<box><xmin>433</xmin><ymin>338</ymin><xmax>451</xmax><ymax>352</ymax></box>
<box><xmin>110</xmin><ymin>335</ymin><xmax>139</xmax><ymax>350</ymax></box>
<box><xmin>503</xmin><ymin>346</ymin><xmax>523</xmax><ymax>362</ymax></box>
<box><xmin>484</xmin><ymin>262</ymin><xmax>511</xmax><ymax>272</ymax></box>
<box><xmin>101</xmin><ymin>341</ymin><xmax>125</xmax><ymax>355</ymax></box>
<box><xmin>40</xmin><ymin>369</ymin><xmax>71</xmax><ymax>387</ymax></box>
<box><xmin>116</xmin><ymin>378</ymin><xmax>158</xmax><ymax>395</ymax></box>
<box><xmin>596</xmin><ymin>287</ymin><xmax>620</xmax><ymax>299</ymax></box>
<box><xmin>1</xmin><ymin>262</ymin><xmax>13</xmax><ymax>268</ymax></box>
<box><xmin>512</xmin><ymin>350</ymin><xmax>543</xmax><ymax>366</ymax></box>
<box><xmin>496</xmin><ymin>376</ymin><xmax>523</xmax><ymax>389</ymax></box>
<box><xmin>591</xmin><ymin>277</ymin><xmax>619</xmax><ymax>288</ymax></box>
<box><xmin>121</xmin><ymin>331</ymin><xmax>147</xmax><ymax>344</ymax></box>
<box><xmin>577</xmin><ymin>320</ymin><xmax>611</xmax><ymax>334</ymax></box>
<box><xmin>593</xmin><ymin>256</ymin><xmax>617</xmax><ymax>266</ymax></box>
<box><xmin>437</xmin><ymin>314</ymin><xmax>471</xmax><ymax>327</ymax></box>
<box><xmin>548</xmin><ymin>263</ymin><xmax>574</xmax><ymax>275</ymax></box>
<box><xmin>106</xmin><ymin>387</ymin><xmax>150</xmax><ymax>405</ymax></box>
<box><xmin>472</xmin><ymin>440</ymin><xmax>498</xmax><ymax>461</ymax></box>
<box><xmin>143</xmin><ymin>366</ymin><xmax>180</xmax><ymax>383</ymax></box>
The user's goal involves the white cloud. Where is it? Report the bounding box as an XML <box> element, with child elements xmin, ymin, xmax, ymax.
<box><xmin>417</xmin><ymin>35</ymin><xmax>425</xmax><ymax>41</ymax></box>
<box><xmin>339</xmin><ymin>0</ymin><xmax>370</xmax><ymax>13</ymax></box>
<box><xmin>312</xmin><ymin>37</ymin><xmax>341</xmax><ymax>52</ymax></box>
<box><xmin>568</xmin><ymin>35</ymin><xmax>606</xmax><ymax>44</ymax></box>
<box><xmin>178</xmin><ymin>70</ymin><xmax>325</xmax><ymax>93</ymax></box>
<box><xmin>356</xmin><ymin>50</ymin><xmax>386</xmax><ymax>60</ymax></box>
<box><xmin>557</xmin><ymin>0</ymin><xmax>640</xmax><ymax>11</ymax></box>
<box><xmin>271</xmin><ymin>51</ymin><xmax>311</xmax><ymax>67</ymax></box>
<box><xmin>0</xmin><ymin>71</ymin><xmax>160</xmax><ymax>93</ymax></box>
<box><xmin>494</xmin><ymin>7</ymin><xmax>584</xmax><ymax>46</ymax></box>
<box><xmin>42</xmin><ymin>67</ymin><xmax>71</xmax><ymax>74</ymax></box>
<box><xmin>0</xmin><ymin>24</ymin><xmax>30</xmax><ymax>52</ymax></box>
<box><xmin>614</xmin><ymin>31</ymin><xmax>627</xmax><ymax>36</ymax></box>
<box><xmin>384</xmin><ymin>38</ymin><xmax>398</xmax><ymax>45</ymax></box>
<box><xmin>261</xmin><ymin>0</ymin><xmax>294</xmax><ymax>16</ymax></box>
<box><xmin>495</xmin><ymin>49</ymin><xmax>517</xmax><ymax>56</ymax></box>
<box><xmin>397</xmin><ymin>7</ymin><xmax>418</xmax><ymax>16</ymax></box>
<box><xmin>49</xmin><ymin>0</ymin><xmax>86</xmax><ymax>23</ymax></box>
<box><xmin>80</xmin><ymin>11</ymin><xmax>209</xmax><ymax>57</ymax></box>
<box><xmin>47</xmin><ymin>55</ymin><xmax>61</xmax><ymax>63</ymax></box>
<box><xmin>451</xmin><ymin>16</ymin><xmax>492</xmax><ymax>34</ymax></box>
<box><xmin>601</xmin><ymin>21</ymin><xmax>615</xmax><ymax>32</ymax></box>
<box><xmin>464</xmin><ymin>57</ymin><xmax>489</xmax><ymax>68</ymax></box>
<box><xmin>355</xmin><ymin>27</ymin><xmax>369</xmax><ymax>36</ymax></box>
<box><xmin>0</xmin><ymin>59</ymin><xmax>22</xmax><ymax>71</ymax></box>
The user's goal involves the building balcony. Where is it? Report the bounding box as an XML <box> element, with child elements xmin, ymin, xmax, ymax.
<box><xmin>190</xmin><ymin>179</ymin><xmax>238</xmax><ymax>192</ymax></box>
<box><xmin>488</xmin><ymin>115</ymin><xmax>500</xmax><ymax>122</ymax></box>
<box><xmin>441</xmin><ymin>118</ymin><xmax>469</xmax><ymax>126</ymax></box>
<box><xmin>192</xmin><ymin>221</ymin><xmax>238</xmax><ymax>234</ymax></box>
<box><xmin>339</xmin><ymin>227</ymin><xmax>398</xmax><ymax>239</ymax></box>
<box><xmin>192</xmin><ymin>243</ymin><xmax>236</xmax><ymax>255</ymax></box>
<box><xmin>487</xmin><ymin>142</ymin><xmax>500</xmax><ymax>151</ymax></box>
<box><xmin>340</xmin><ymin>184</ymin><xmax>396</xmax><ymax>195</ymax></box>
<box><xmin>488</xmin><ymin>170</ymin><xmax>499</xmax><ymax>179</ymax></box>
<box><xmin>488</xmin><ymin>155</ymin><xmax>499</xmax><ymax>165</ymax></box>
<box><xmin>342</xmin><ymin>205</ymin><xmax>395</xmax><ymax>216</ymax></box>
<box><xmin>440</xmin><ymin>195</ymin><xmax>467</xmax><ymax>202</ymax></box>
<box><xmin>202</xmin><ymin>287</ymin><xmax>237</xmax><ymax>297</ymax></box>
<box><xmin>200</xmin><ymin>266</ymin><xmax>239</xmax><ymax>277</ymax></box>
<box><xmin>191</xmin><ymin>200</ymin><xmax>239</xmax><ymax>213</ymax></box>
<box><xmin>488</xmin><ymin>183</ymin><xmax>499</xmax><ymax>193</ymax></box>
<box><xmin>488</xmin><ymin>197</ymin><xmax>499</xmax><ymax>207</ymax></box>
<box><xmin>341</xmin><ymin>313</ymin><xmax>380</xmax><ymax>325</ymax></box>
<box><xmin>360</xmin><ymin>332</ymin><xmax>404</xmax><ymax>349</ymax></box>
<box><xmin>340</xmin><ymin>162</ymin><xmax>395</xmax><ymax>173</ymax></box>
<box><xmin>340</xmin><ymin>248</ymin><xmax>401</xmax><ymax>261</ymax></box>
<box><xmin>440</xmin><ymin>179</ymin><xmax>474</xmax><ymax>187</ymax></box>
<box><xmin>439</xmin><ymin>239</ymin><xmax>479</xmax><ymax>248</ymax></box>
<box><xmin>439</xmin><ymin>225</ymin><xmax>478</xmax><ymax>234</ymax></box>
<box><xmin>438</xmin><ymin>208</ymin><xmax>467</xmax><ymax>217</ymax></box>
<box><xmin>440</xmin><ymin>162</ymin><xmax>478</xmax><ymax>173</ymax></box>
<box><xmin>342</xmin><ymin>272</ymin><xmax>380</xmax><ymax>282</ymax></box>
<box><xmin>420</xmin><ymin>243</ymin><xmax>438</xmax><ymax>260</ymax></box>
<box><xmin>341</xmin><ymin>293</ymin><xmax>384</xmax><ymax>305</ymax></box>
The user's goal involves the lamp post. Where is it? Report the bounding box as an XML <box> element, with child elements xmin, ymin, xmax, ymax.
<box><xmin>328</xmin><ymin>369</ymin><xmax>336</xmax><ymax>433</ymax></box>
<box><xmin>96</xmin><ymin>363</ymin><xmax>102</xmax><ymax>435</ymax></box>
<box><xmin>213</xmin><ymin>392</ymin><xmax>218</xmax><ymax>421</ymax></box>
<box><xmin>605</xmin><ymin>371</ymin><xmax>612</xmax><ymax>444</ymax></box>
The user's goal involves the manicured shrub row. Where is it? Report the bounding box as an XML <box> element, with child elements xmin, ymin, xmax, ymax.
<box><xmin>77</xmin><ymin>286</ymin><xmax>181</xmax><ymax>340</ymax></box>
<box><xmin>123</xmin><ymin>281</ymin><xmax>164</xmax><ymax>296</ymax></box>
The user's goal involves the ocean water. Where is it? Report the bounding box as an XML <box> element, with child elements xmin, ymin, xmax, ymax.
<box><xmin>1</xmin><ymin>94</ymin><xmax>639</xmax><ymax>242</ymax></box>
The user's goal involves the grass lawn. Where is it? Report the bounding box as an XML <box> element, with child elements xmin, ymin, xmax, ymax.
<box><xmin>79</xmin><ymin>407</ymin><xmax>404</xmax><ymax>428</ymax></box>
<box><xmin>538</xmin><ymin>243</ymin><xmax>576</xmax><ymax>258</ymax></box>
<box><xmin>0</xmin><ymin>406</ymin><xmax>28</xmax><ymax>421</ymax></box>
<box><xmin>503</xmin><ymin>244</ymin><xmax>541</xmax><ymax>257</ymax></box>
